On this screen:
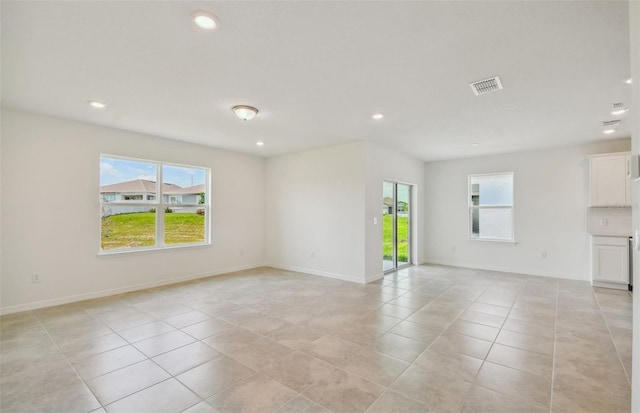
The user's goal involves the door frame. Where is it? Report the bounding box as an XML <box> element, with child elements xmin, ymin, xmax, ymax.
<box><xmin>383</xmin><ymin>180</ymin><xmax>413</xmax><ymax>273</ymax></box>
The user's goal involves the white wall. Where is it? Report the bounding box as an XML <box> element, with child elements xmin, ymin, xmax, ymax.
<box><xmin>0</xmin><ymin>108</ymin><xmax>265</xmax><ymax>314</ymax></box>
<box><xmin>365</xmin><ymin>142</ymin><xmax>426</xmax><ymax>280</ymax></box>
<box><xmin>424</xmin><ymin>139</ymin><xmax>630</xmax><ymax>280</ymax></box>
<box><xmin>264</xmin><ymin>142</ymin><xmax>367</xmax><ymax>282</ymax></box>
<box><xmin>628</xmin><ymin>0</ymin><xmax>640</xmax><ymax>410</ymax></box>
<box><xmin>264</xmin><ymin>141</ymin><xmax>426</xmax><ymax>283</ymax></box>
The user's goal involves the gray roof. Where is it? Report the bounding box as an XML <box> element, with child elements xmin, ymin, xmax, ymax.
<box><xmin>100</xmin><ymin>179</ymin><xmax>204</xmax><ymax>195</ymax></box>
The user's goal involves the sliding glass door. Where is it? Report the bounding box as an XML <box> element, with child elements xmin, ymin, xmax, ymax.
<box><xmin>383</xmin><ymin>181</ymin><xmax>412</xmax><ymax>272</ymax></box>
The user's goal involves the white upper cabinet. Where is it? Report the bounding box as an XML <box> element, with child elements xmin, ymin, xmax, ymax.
<box><xmin>589</xmin><ymin>152</ymin><xmax>631</xmax><ymax>207</ymax></box>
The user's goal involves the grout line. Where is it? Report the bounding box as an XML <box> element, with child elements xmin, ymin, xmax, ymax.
<box><xmin>31</xmin><ymin>311</ymin><xmax>107</xmax><ymax>411</ymax></box>
<box><xmin>455</xmin><ymin>276</ymin><xmax>528</xmax><ymax>412</ymax></box>
<box><xmin>548</xmin><ymin>279</ymin><xmax>559</xmax><ymax>413</ymax></box>
<box><xmin>6</xmin><ymin>267</ymin><xmax>624</xmax><ymax>413</ymax></box>
<box><xmin>593</xmin><ymin>291</ymin><xmax>632</xmax><ymax>386</ymax></box>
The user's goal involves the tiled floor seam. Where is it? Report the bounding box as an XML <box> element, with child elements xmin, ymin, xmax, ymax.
<box><xmin>377</xmin><ymin>280</ymin><xmax>493</xmax><ymax>413</ymax></box>
<box><xmin>593</xmin><ymin>290</ymin><xmax>633</xmax><ymax>386</ymax></box>
<box><xmin>541</xmin><ymin>279</ymin><xmax>560</xmax><ymax>413</ymax></box>
<box><xmin>4</xmin><ymin>267</ymin><xmax>630</xmax><ymax>413</ymax></box>
<box><xmin>31</xmin><ymin>311</ymin><xmax>110</xmax><ymax>412</ymax></box>
<box><xmin>456</xmin><ymin>279</ymin><xmax>530</xmax><ymax>412</ymax></box>
<box><xmin>37</xmin><ymin>299</ymin><xmax>232</xmax><ymax>412</ymax></box>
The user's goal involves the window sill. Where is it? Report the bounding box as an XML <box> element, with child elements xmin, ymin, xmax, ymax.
<box><xmin>467</xmin><ymin>238</ymin><xmax>518</xmax><ymax>244</ymax></box>
<box><xmin>98</xmin><ymin>242</ymin><xmax>211</xmax><ymax>256</ymax></box>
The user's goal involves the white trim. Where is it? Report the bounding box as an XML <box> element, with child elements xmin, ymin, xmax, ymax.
<box><xmin>587</xmin><ymin>151</ymin><xmax>631</xmax><ymax>159</ymax></box>
<box><xmin>97</xmin><ymin>242</ymin><xmax>211</xmax><ymax>256</ymax></box>
<box><xmin>591</xmin><ymin>280</ymin><xmax>629</xmax><ymax>290</ymax></box>
<box><xmin>99</xmin><ymin>154</ymin><xmax>211</xmax><ymax>253</ymax></box>
<box><xmin>0</xmin><ymin>263</ymin><xmax>264</xmax><ymax>315</ymax></box>
<box><xmin>365</xmin><ymin>272</ymin><xmax>384</xmax><ymax>283</ymax></box>
<box><xmin>467</xmin><ymin>238</ymin><xmax>518</xmax><ymax>244</ymax></box>
<box><xmin>468</xmin><ymin>171</ymin><xmax>515</xmax><ymax>242</ymax></box>
<box><xmin>423</xmin><ymin>259</ymin><xmax>586</xmax><ymax>281</ymax></box>
<box><xmin>263</xmin><ymin>262</ymin><xmax>365</xmax><ymax>284</ymax></box>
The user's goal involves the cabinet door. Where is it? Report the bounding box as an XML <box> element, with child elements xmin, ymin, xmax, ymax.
<box><xmin>590</xmin><ymin>155</ymin><xmax>627</xmax><ymax>206</ymax></box>
<box><xmin>593</xmin><ymin>244</ymin><xmax>629</xmax><ymax>284</ymax></box>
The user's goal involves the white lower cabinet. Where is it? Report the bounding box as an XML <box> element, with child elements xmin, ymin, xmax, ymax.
<box><xmin>592</xmin><ymin>236</ymin><xmax>629</xmax><ymax>285</ymax></box>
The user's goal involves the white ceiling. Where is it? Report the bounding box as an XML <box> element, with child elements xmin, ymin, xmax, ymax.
<box><xmin>1</xmin><ymin>1</ymin><xmax>632</xmax><ymax>161</ymax></box>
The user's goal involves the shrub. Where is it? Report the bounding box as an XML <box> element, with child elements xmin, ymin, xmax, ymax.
<box><xmin>165</xmin><ymin>207</ymin><xmax>173</xmax><ymax>213</ymax></box>
<box><xmin>196</xmin><ymin>209</ymin><xmax>205</xmax><ymax>216</ymax></box>
<box><xmin>149</xmin><ymin>208</ymin><xmax>156</xmax><ymax>213</ymax></box>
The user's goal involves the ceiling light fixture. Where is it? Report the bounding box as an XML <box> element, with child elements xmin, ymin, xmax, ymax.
<box><xmin>256</xmin><ymin>141</ymin><xmax>265</xmax><ymax>146</ymax></box>
<box><xmin>372</xmin><ymin>113</ymin><xmax>384</xmax><ymax>120</ymax></box>
<box><xmin>471</xmin><ymin>143</ymin><xmax>480</xmax><ymax>147</ymax></box>
<box><xmin>611</xmin><ymin>108</ymin><xmax>629</xmax><ymax>116</ymax></box>
<box><xmin>89</xmin><ymin>100</ymin><xmax>106</xmax><ymax>109</ymax></box>
<box><xmin>192</xmin><ymin>11</ymin><xmax>217</xmax><ymax>30</ymax></box>
<box><xmin>610</xmin><ymin>102</ymin><xmax>628</xmax><ymax>116</ymax></box>
<box><xmin>625</xmin><ymin>78</ymin><xmax>632</xmax><ymax>84</ymax></box>
<box><xmin>232</xmin><ymin>105</ymin><xmax>258</xmax><ymax>121</ymax></box>
<box><xmin>603</xmin><ymin>129</ymin><xmax>616</xmax><ymax>134</ymax></box>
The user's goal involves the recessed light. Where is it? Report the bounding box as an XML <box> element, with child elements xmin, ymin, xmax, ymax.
<box><xmin>372</xmin><ymin>113</ymin><xmax>384</xmax><ymax>120</ymax></box>
<box><xmin>603</xmin><ymin>129</ymin><xmax>616</xmax><ymax>134</ymax></box>
<box><xmin>89</xmin><ymin>101</ymin><xmax>106</xmax><ymax>109</ymax></box>
<box><xmin>193</xmin><ymin>11</ymin><xmax>217</xmax><ymax>30</ymax></box>
<box><xmin>232</xmin><ymin>105</ymin><xmax>258</xmax><ymax>121</ymax></box>
<box><xmin>256</xmin><ymin>141</ymin><xmax>265</xmax><ymax>146</ymax></box>
<box><xmin>611</xmin><ymin>108</ymin><xmax>629</xmax><ymax>116</ymax></box>
<box><xmin>625</xmin><ymin>78</ymin><xmax>632</xmax><ymax>84</ymax></box>
<box><xmin>471</xmin><ymin>143</ymin><xmax>480</xmax><ymax>147</ymax></box>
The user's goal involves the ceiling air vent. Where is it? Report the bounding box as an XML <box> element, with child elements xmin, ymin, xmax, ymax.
<box><xmin>612</xmin><ymin>102</ymin><xmax>625</xmax><ymax>110</ymax></box>
<box><xmin>602</xmin><ymin>119</ymin><xmax>621</xmax><ymax>128</ymax></box>
<box><xmin>470</xmin><ymin>76</ymin><xmax>503</xmax><ymax>96</ymax></box>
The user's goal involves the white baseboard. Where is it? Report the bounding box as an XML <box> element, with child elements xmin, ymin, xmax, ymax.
<box><xmin>263</xmin><ymin>262</ymin><xmax>365</xmax><ymax>284</ymax></box>
<box><xmin>365</xmin><ymin>272</ymin><xmax>384</xmax><ymax>283</ymax></box>
<box><xmin>592</xmin><ymin>280</ymin><xmax>630</xmax><ymax>290</ymax></box>
<box><xmin>0</xmin><ymin>263</ymin><xmax>264</xmax><ymax>315</ymax></box>
<box><xmin>423</xmin><ymin>259</ymin><xmax>587</xmax><ymax>281</ymax></box>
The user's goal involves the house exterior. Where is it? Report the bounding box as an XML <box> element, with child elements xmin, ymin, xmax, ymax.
<box><xmin>100</xmin><ymin>179</ymin><xmax>205</xmax><ymax>215</ymax></box>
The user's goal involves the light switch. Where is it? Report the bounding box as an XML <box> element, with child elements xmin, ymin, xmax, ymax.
<box><xmin>373</xmin><ymin>217</ymin><xmax>378</xmax><ymax>225</ymax></box>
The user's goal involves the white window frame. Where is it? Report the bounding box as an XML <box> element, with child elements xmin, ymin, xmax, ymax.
<box><xmin>99</xmin><ymin>154</ymin><xmax>211</xmax><ymax>254</ymax></box>
<box><xmin>468</xmin><ymin>172</ymin><xmax>515</xmax><ymax>243</ymax></box>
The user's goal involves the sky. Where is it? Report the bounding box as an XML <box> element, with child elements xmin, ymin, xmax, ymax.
<box><xmin>100</xmin><ymin>157</ymin><xmax>207</xmax><ymax>188</ymax></box>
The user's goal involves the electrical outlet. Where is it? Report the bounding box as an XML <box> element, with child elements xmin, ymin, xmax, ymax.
<box><xmin>373</xmin><ymin>217</ymin><xmax>378</xmax><ymax>225</ymax></box>
<box><xmin>541</xmin><ymin>252</ymin><xmax>547</xmax><ymax>259</ymax></box>
<box><xmin>32</xmin><ymin>273</ymin><xmax>40</xmax><ymax>283</ymax></box>
<box><xmin>310</xmin><ymin>251</ymin><xmax>316</xmax><ymax>259</ymax></box>
<box><xmin>240</xmin><ymin>248</ymin><xmax>244</xmax><ymax>256</ymax></box>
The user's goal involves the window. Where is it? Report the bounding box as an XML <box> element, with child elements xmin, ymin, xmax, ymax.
<box><xmin>100</xmin><ymin>155</ymin><xmax>210</xmax><ymax>252</ymax></box>
<box><xmin>468</xmin><ymin>172</ymin><xmax>514</xmax><ymax>241</ymax></box>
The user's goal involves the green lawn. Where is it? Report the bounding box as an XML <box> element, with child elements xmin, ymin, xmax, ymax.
<box><xmin>101</xmin><ymin>212</ymin><xmax>205</xmax><ymax>250</ymax></box>
<box><xmin>383</xmin><ymin>214</ymin><xmax>409</xmax><ymax>262</ymax></box>
<box><xmin>103</xmin><ymin>212</ymin><xmax>406</xmax><ymax>259</ymax></box>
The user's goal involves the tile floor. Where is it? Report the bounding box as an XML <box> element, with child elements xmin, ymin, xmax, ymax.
<box><xmin>0</xmin><ymin>265</ymin><xmax>632</xmax><ymax>413</ymax></box>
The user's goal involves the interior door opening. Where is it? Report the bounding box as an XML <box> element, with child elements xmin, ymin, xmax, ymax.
<box><xmin>383</xmin><ymin>181</ymin><xmax>412</xmax><ymax>272</ymax></box>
